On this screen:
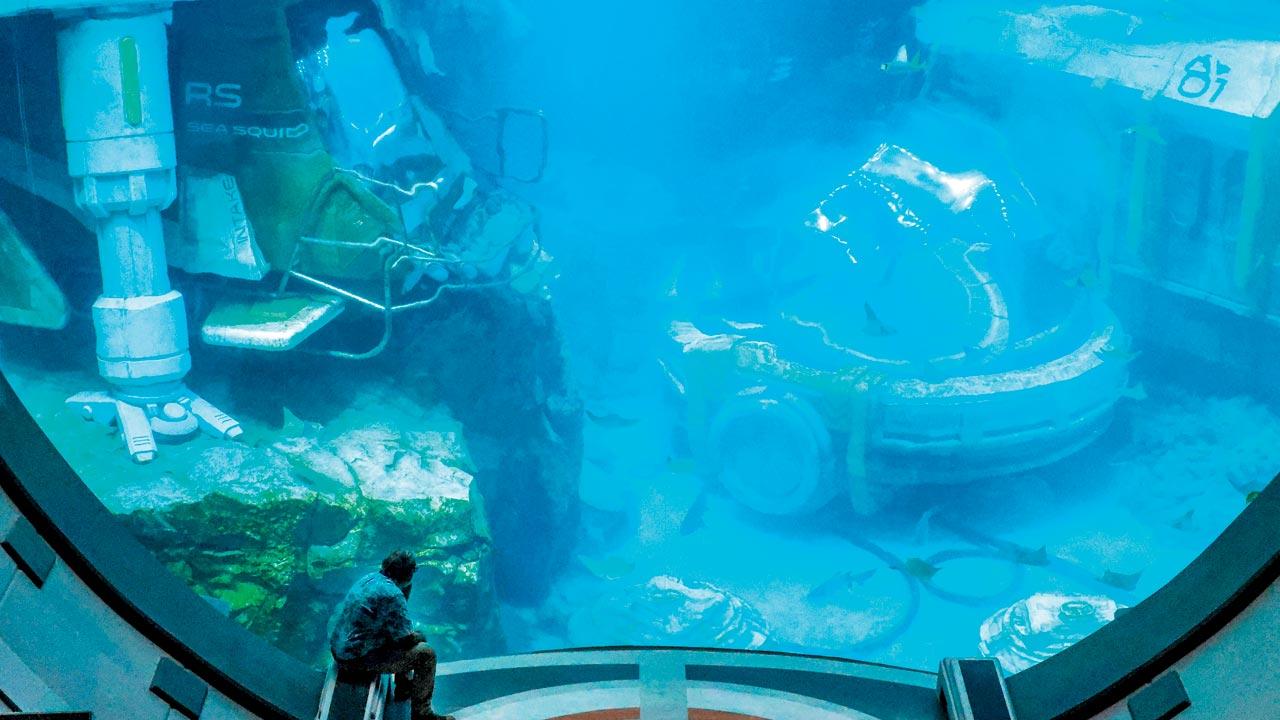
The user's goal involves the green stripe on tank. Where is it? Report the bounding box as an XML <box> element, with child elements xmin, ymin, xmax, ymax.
<box><xmin>119</xmin><ymin>37</ymin><xmax>142</xmax><ymax>127</ymax></box>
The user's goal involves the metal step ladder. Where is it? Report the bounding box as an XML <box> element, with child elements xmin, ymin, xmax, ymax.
<box><xmin>315</xmin><ymin>660</ymin><xmax>395</xmax><ymax>720</ymax></box>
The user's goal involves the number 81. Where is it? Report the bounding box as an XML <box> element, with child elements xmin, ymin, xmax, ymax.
<box><xmin>1178</xmin><ymin>54</ymin><xmax>1230</xmax><ymax>103</ymax></box>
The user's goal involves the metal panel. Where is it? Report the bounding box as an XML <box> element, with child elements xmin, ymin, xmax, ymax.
<box><xmin>2</xmin><ymin>516</ymin><xmax>55</xmax><ymax>587</ymax></box>
<box><xmin>151</xmin><ymin>658</ymin><xmax>209</xmax><ymax>720</ymax></box>
<box><xmin>1127</xmin><ymin>672</ymin><xmax>1191</xmax><ymax>720</ymax></box>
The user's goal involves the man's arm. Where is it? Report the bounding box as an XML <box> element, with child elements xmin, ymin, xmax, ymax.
<box><xmin>382</xmin><ymin>591</ymin><xmax>421</xmax><ymax>648</ymax></box>
<box><xmin>395</xmin><ymin>628</ymin><xmax>426</xmax><ymax>649</ymax></box>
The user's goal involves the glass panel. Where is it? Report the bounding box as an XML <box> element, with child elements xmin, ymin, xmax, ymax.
<box><xmin>0</xmin><ymin>0</ymin><xmax>1276</xmax><ymax>675</ymax></box>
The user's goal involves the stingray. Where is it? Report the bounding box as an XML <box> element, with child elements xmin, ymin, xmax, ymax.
<box><xmin>280</xmin><ymin>406</ymin><xmax>323</xmax><ymax>438</ymax></box>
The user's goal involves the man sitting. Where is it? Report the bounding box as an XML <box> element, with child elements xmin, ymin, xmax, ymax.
<box><xmin>329</xmin><ymin>550</ymin><xmax>454</xmax><ymax>720</ymax></box>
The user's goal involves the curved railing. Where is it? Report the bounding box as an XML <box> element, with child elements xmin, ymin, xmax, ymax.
<box><xmin>2</xmin><ymin>365</ymin><xmax>1278</xmax><ymax>719</ymax></box>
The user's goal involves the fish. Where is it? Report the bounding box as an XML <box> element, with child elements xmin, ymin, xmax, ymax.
<box><xmin>1014</xmin><ymin>544</ymin><xmax>1049</xmax><ymax>566</ymax></box>
<box><xmin>807</xmin><ymin>569</ymin><xmax>877</xmax><ymax>604</ymax></box>
<box><xmin>1064</xmin><ymin>267</ymin><xmax>1100</xmax><ymax>289</ymax></box>
<box><xmin>895</xmin><ymin>557</ymin><xmax>940</xmax><ymax>581</ymax></box>
<box><xmin>580</xmin><ymin>505</ymin><xmax>631</xmax><ymax>546</ymax></box>
<box><xmin>586</xmin><ymin>455</ymin><xmax>617</xmax><ymax>473</ymax></box>
<box><xmin>1100</xmin><ymin>569</ymin><xmax>1143</xmax><ymax>591</ymax></box>
<box><xmin>1124</xmin><ymin>124</ymin><xmax>1167</xmax><ymax>145</ymax></box>
<box><xmin>1120</xmin><ymin>383</ymin><xmax>1148</xmax><ymax>401</ymax></box>
<box><xmin>666</xmin><ymin>455</ymin><xmax>699</xmax><ymax>475</ymax></box>
<box><xmin>1171</xmin><ymin>508</ymin><xmax>1196</xmax><ymax>531</ymax></box>
<box><xmin>864</xmin><ymin>303</ymin><xmax>897</xmax><ymax>337</ymax></box>
<box><xmin>1246</xmin><ymin>491</ymin><xmax>1261</xmax><ymax>504</ymax></box>
<box><xmin>680</xmin><ymin>491</ymin><xmax>709</xmax><ymax>535</ymax></box>
<box><xmin>577</xmin><ymin>554</ymin><xmax>635</xmax><ymax>581</ymax></box>
<box><xmin>541</xmin><ymin>411</ymin><xmax>565</xmax><ymax>446</ymax></box>
<box><xmin>1096</xmin><ymin>344</ymin><xmax>1142</xmax><ymax>363</ymax></box>
<box><xmin>586</xmin><ymin>410</ymin><xmax>640</xmax><ymax>428</ymax></box>
<box><xmin>401</xmin><ymin>263</ymin><xmax>427</xmax><ymax>294</ymax></box>
<box><xmin>880</xmin><ymin>44</ymin><xmax>928</xmax><ymax>74</ymax></box>
<box><xmin>913</xmin><ymin>507</ymin><xmax>940</xmax><ymax>546</ymax></box>
<box><xmin>280</xmin><ymin>406</ymin><xmax>322</xmax><ymax>437</ymax></box>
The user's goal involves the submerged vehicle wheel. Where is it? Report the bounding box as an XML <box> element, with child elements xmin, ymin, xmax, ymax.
<box><xmin>708</xmin><ymin>392</ymin><xmax>837</xmax><ymax>515</ymax></box>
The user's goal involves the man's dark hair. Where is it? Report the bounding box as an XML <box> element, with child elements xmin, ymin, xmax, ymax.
<box><xmin>380</xmin><ymin>550</ymin><xmax>417</xmax><ymax>584</ymax></box>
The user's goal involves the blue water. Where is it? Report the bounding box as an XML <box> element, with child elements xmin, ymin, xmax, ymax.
<box><xmin>1</xmin><ymin>0</ymin><xmax>1278</xmax><ymax>674</ymax></box>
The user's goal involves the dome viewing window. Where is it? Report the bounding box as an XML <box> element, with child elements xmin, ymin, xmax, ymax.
<box><xmin>0</xmin><ymin>0</ymin><xmax>1276</xmax><ymax>694</ymax></box>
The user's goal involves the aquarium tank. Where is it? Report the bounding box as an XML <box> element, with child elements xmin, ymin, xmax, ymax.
<box><xmin>0</xmin><ymin>0</ymin><xmax>1278</xmax><ymax>678</ymax></box>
